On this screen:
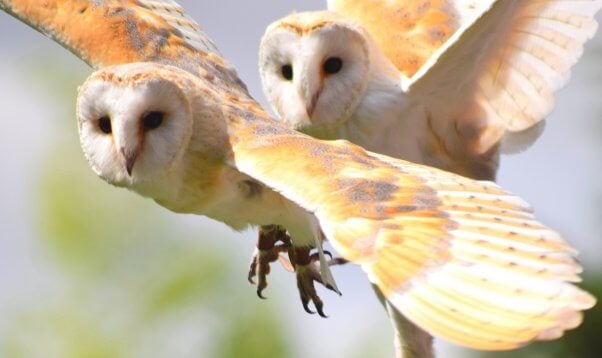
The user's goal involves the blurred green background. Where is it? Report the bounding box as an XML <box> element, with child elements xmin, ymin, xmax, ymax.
<box><xmin>0</xmin><ymin>1</ymin><xmax>601</xmax><ymax>357</ymax></box>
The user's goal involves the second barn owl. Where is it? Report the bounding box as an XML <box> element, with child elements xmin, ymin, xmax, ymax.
<box><xmin>0</xmin><ymin>0</ymin><xmax>596</xmax><ymax>355</ymax></box>
<box><xmin>259</xmin><ymin>0</ymin><xmax>601</xmax><ymax>179</ymax></box>
<box><xmin>258</xmin><ymin>0</ymin><xmax>602</xmax><ymax>356</ymax></box>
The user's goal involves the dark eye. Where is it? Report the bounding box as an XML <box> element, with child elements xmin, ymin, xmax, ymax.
<box><xmin>142</xmin><ymin>111</ymin><xmax>164</xmax><ymax>130</ymax></box>
<box><xmin>281</xmin><ymin>64</ymin><xmax>293</xmax><ymax>80</ymax></box>
<box><xmin>98</xmin><ymin>116</ymin><xmax>112</xmax><ymax>134</ymax></box>
<box><xmin>323</xmin><ymin>57</ymin><xmax>343</xmax><ymax>74</ymax></box>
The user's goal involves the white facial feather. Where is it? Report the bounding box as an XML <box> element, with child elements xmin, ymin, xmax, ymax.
<box><xmin>259</xmin><ymin>12</ymin><xmax>411</xmax><ymax>157</ymax></box>
<box><xmin>259</xmin><ymin>15</ymin><xmax>372</xmax><ymax>132</ymax></box>
<box><xmin>77</xmin><ymin>64</ymin><xmax>193</xmax><ymax>187</ymax></box>
<box><xmin>258</xmin><ymin>3</ymin><xmax>602</xmax><ymax>354</ymax></box>
<box><xmin>75</xmin><ymin>63</ymin><xmax>318</xmax><ymax>241</ymax></box>
<box><xmin>5</xmin><ymin>1</ymin><xmax>597</xmax><ymax>355</ymax></box>
<box><xmin>259</xmin><ymin>11</ymin><xmax>497</xmax><ymax>179</ymax></box>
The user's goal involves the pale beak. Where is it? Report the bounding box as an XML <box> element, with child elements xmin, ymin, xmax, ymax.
<box><xmin>121</xmin><ymin>147</ymin><xmax>138</xmax><ymax>177</ymax></box>
<box><xmin>306</xmin><ymin>90</ymin><xmax>321</xmax><ymax>118</ymax></box>
<box><xmin>297</xmin><ymin>67</ymin><xmax>324</xmax><ymax>119</ymax></box>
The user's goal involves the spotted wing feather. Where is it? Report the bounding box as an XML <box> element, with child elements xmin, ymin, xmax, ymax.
<box><xmin>0</xmin><ymin>0</ymin><xmax>245</xmax><ymax>90</ymax></box>
<box><xmin>230</xmin><ymin>117</ymin><xmax>594</xmax><ymax>350</ymax></box>
<box><xmin>2</xmin><ymin>0</ymin><xmax>595</xmax><ymax>350</ymax></box>
<box><xmin>137</xmin><ymin>0</ymin><xmax>220</xmax><ymax>55</ymax></box>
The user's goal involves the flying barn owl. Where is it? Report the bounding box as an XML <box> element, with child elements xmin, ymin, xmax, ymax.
<box><xmin>258</xmin><ymin>0</ymin><xmax>602</xmax><ymax>356</ymax></box>
<box><xmin>260</xmin><ymin>0</ymin><xmax>602</xmax><ymax>179</ymax></box>
<box><xmin>0</xmin><ymin>0</ymin><xmax>596</xmax><ymax>355</ymax></box>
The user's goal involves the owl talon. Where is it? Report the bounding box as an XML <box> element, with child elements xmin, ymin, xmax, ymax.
<box><xmin>310</xmin><ymin>250</ymin><xmax>332</xmax><ymax>260</ymax></box>
<box><xmin>301</xmin><ymin>298</ymin><xmax>315</xmax><ymax>315</ymax></box>
<box><xmin>256</xmin><ymin>289</ymin><xmax>266</xmax><ymax>299</ymax></box>
<box><xmin>291</xmin><ymin>245</ymin><xmax>348</xmax><ymax>317</ymax></box>
<box><xmin>307</xmin><ymin>250</ymin><xmax>348</xmax><ymax>268</ymax></box>
<box><xmin>249</xmin><ymin>227</ymin><xmax>347</xmax><ymax>314</ymax></box>
<box><xmin>296</xmin><ymin>262</ymin><xmax>328</xmax><ymax>318</ymax></box>
<box><xmin>328</xmin><ymin>257</ymin><xmax>349</xmax><ymax>267</ymax></box>
<box><xmin>248</xmin><ymin>225</ymin><xmax>292</xmax><ymax>297</ymax></box>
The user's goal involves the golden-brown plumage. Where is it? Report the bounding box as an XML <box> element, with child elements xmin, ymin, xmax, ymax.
<box><xmin>259</xmin><ymin>0</ymin><xmax>600</xmax><ymax>355</ymax></box>
<box><xmin>328</xmin><ymin>0</ymin><xmax>469</xmax><ymax>78</ymax></box>
<box><xmin>231</xmin><ymin>113</ymin><xmax>594</xmax><ymax>349</ymax></box>
<box><xmin>0</xmin><ymin>0</ymin><xmax>244</xmax><ymax>89</ymax></box>
<box><xmin>1</xmin><ymin>0</ymin><xmax>596</xmax><ymax>353</ymax></box>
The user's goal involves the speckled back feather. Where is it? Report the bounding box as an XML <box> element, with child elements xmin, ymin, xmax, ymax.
<box><xmin>327</xmin><ymin>0</ymin><xmax>495</xmax><ymax>79</ymax></box>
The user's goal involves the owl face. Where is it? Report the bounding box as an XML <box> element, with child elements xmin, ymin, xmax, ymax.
<box><xmin>259</xmin><ymin>12</ymin><xmax>371</xmax><ymax>132</ymax></box>
<box><xmin>76</xmin><ymin>63</ymin><xmax>193</xmax><ymax>187</ymax></box>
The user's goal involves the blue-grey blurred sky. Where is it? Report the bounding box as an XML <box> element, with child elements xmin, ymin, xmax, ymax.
<box><xmin>0</xmin><ymin>1</ymin><xmax>601</xmax><ymax>357</ymax></box>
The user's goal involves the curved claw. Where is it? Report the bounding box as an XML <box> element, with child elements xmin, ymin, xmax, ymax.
<box><xmin>329</xmin><ymin>257</ymin><xmax>349</xmax><ymax>266</ymax></box>
<box><xmin>247</xmin><ymin>226</ymin><xmax>291</xmax><ymax>299</ymax></box>
<box><xmin>295</xmin><ymin>262</ymin><xmax>332</xmax><ymax>318</ymax></box>
<box><xmin>302</xmin><ymin>299</ymin><xmax>315</xmax><ymax>314</ymax></box>
<box><xmin>309</xmin><ymin>250</ymin><xmax>332</xmax><ymax>262</ymax></box>
<box><xmin>248</xmin><ymin>263</ymin><xmax>257</xmax><ymax>284</ymax></box>
<box><xmin>325</xmin><ymin>283</ymin><xmax>341</xmax><ymax>296</ymax></box>
<box><xmin>315</xmin><ymin>302</ymin><xmax>328</xmax><ymax>318</ymax></box>
<box><xmin>257</xmin><ymin>287</ymin><xmax>267</xmax><ymax>300</ymax></box>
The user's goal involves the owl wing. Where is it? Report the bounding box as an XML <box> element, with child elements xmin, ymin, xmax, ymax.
<box><xmin>3</xmin><ymin>0</ymin><xmax>595</xmax><ymax>350</ymax></box>
<box><xmin>327</xmin><ymin>0</ymin><xmax>496</xmax><ymax>79</ymax></box>
<box><xmin>402</xmin><ymin>0</ymin><xmax>601</xmax><ymax>154</ymax></box>
<box><xmin>230</xmin><ymin>120</ymin><xmax>594</xmax><ymax>350</ymax></box>
<box><xmin>0</xmin><ymin>0</ymin><xmax>246</xmax><ymax>90</ymax></box>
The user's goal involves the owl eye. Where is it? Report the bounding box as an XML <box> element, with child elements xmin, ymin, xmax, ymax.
<box><xmin>98</xmin><ymin>116</ymin><xmax>112</xmax><ymax>134</ymax></box>
<box><xmin>281</xmin><ymin>64</ymin><xmax>293</xmax><ymax>80</ymax></box>
<box><xmin>142</xmin><ymin>111</ymin><xmax>164</xmax><ymax>130</ymax></box>
<box><xmin>323</xmin><ymin>57</ymin><xmax>343</xmax><ymax>74</ymax></box>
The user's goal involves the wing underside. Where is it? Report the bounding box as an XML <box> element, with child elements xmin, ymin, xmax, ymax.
<box><xmin>229</xmin><ymin>113</ymin><xmax>595</xmax><ymax>350</ymax></box>
<box><xmin>2</xmin><ymin>0</ymin><xmax>596</xmax><ymax>350</ymax></box>
<box><xmin>329</xmin><ymin>0</ymin><xmax>601</xmax><ymax>154</ymax></box>
<box><xmin>406</xmin><ymin>0</ymin><xmax>601</xmax><ymax>154</ymax></box>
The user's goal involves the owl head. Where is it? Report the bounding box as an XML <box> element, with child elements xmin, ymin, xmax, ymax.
<box><xmin>76</xmin><ymin>63</ymin><xmax>194</xmax><ymax>188</ymax></box>
<box><xmin>259</xmin><ymin>11</ymin><xmax>379</xmax><ymax>132</ymax></box>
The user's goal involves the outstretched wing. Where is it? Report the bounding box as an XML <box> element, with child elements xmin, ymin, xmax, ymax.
<box><xmin>229</xmin><ymin>117</ymin><xmax>594</xmax><ymax>349</ymax></box>
<box><xmin>3</xmin><ymin>0</ymin><xmax>595</xmax><ymax>350</ymax></box>
<box><xmin>0</xmin><ymin>0</ymin><xmax>246</xmax><ymax>90</ymax></box>
<box><xmin>327</xmin><ymin>0</ymin><xmax>495</xmax><ymax>79</ymax></box>
<box><xmin>404</xmin><ymin>0</ymin><xmax>601</xmax><ymax>154</ymax></box>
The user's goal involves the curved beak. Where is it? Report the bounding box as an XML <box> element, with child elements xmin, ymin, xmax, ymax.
<box><xmin>121</xmin><ymin>147</ymin><xmax>138</xmax><ymax>177</ymax></box>
<box><xmin>297</xmin><ymin>65</ymin><xmax>324</xmax><ymax>119</ymax></box>
<box><xmin>306</xmin><ymin>90</ymin><xmax>321</xmax><ymax>118</ymax></box>
<box><xmin>113</xmin><ymin>115</ymin><xmax>142</xmax><ymax>178</ymax></box>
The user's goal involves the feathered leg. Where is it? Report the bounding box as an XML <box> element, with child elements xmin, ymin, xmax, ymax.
<box><xmin>372</xmin><ymin>285</ymin><xmax>434</xmax><ymax>358</ymax></box>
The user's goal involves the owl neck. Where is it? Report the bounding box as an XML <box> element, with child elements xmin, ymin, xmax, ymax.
<box><xmin>301</xmin><ymin>69</ymin><xmax>408</xmax><ymax>146</ymax></box>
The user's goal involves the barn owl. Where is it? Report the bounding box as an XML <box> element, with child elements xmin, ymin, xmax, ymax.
<box><xmin>0</xmin><ymin>0</ymin><xmax>596</xmax><ymax>354</ymax></box>
<box><xmin>258</xmin><ymin>0</ymin><xmax>601</xmax><ymax>355</ymax></box>
<box><xmin>260</xmin><ymin>0</ymin><xmax>602</xmax><ymax>179</ymax></box>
